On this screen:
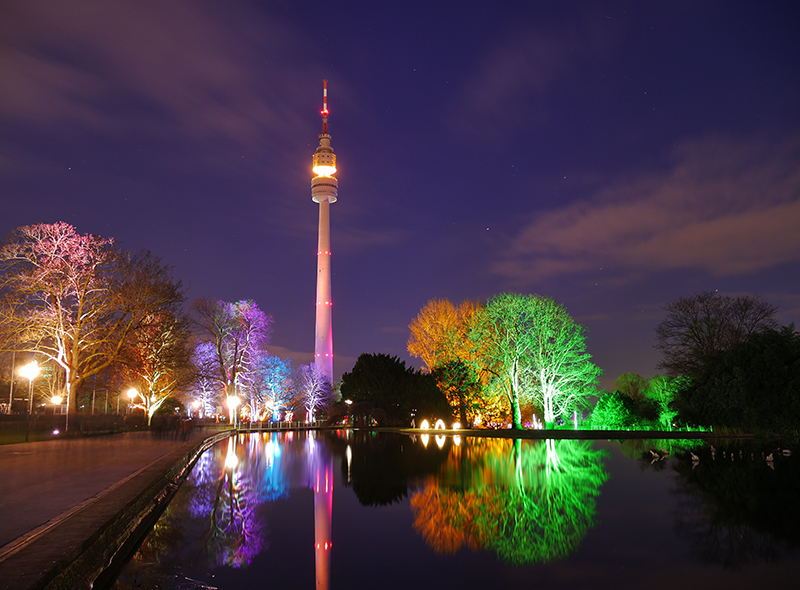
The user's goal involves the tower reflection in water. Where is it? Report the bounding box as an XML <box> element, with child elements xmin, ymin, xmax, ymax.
<box><xmin>310</xmin><ymin>433</ymin><xmax>333</xmax><ymax>590</ymax></box>
<box><xmin>114</xmin><ymin>432</ymin><xmax>612</xmax><ymax>587</ymax></box>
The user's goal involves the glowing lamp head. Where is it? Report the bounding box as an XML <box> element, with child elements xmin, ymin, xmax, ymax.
<box><xmin>19</xmin><ymin>361</ymin><xmax>39</xmax><ymax>381</ymax></box>
<box><xmin>51</xmin><ymin>395</ymin><xmax>63</xmax><ymax>405</ymax></box>
<box><xmin>226</xmin><ymin>396</ymin><xmax>240</xmax><ymax>410</ymax></box>
<box><xmin>126</xmin><ymin>388</ymin><xmax>138</xmax><ymax>400</ymax></box>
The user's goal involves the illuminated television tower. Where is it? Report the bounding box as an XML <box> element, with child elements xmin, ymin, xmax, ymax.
<box><xmin>311</xmin><ymin>80</ymin><xmax>337</xmax><ymax>383</ymax></box>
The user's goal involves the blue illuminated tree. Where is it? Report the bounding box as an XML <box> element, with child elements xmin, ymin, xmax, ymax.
<box><xmin>249</xmin><ymin>355</ymin><xmax>293</xmax><ymax>421</ymax></box>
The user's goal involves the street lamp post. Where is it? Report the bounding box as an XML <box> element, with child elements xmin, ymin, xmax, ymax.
<box><xmin>127</xmin><ymin>388</ymin><xmax>144</xmax><ymax>424</ymax></box>
<box><xmin>51</xmin><ymin>395</ymin><xmax>63</xmax><ymax>434</ymax></box>
<box><xmin>226</xmin><ymin>396</ymin><xmax>240</xmax><ymax>430</ymax></box>
<box><xmin>7</xmin><ymin>351</ymin><xmax>15</xmax><ymax>414</ymax></box>
<box><xmin>19</xmin><ymin>361</ymin><xmax>39</xmax><ymax>442</ymax></box>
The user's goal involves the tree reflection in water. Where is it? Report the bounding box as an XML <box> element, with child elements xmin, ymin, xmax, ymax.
<box><xmin>667</xmin><ymin>440</ymin><xmax>800</xmax><ymax>569</ymax></box>
<box><xmin>112</xmin><ymin>432</ymin><xmax>800</xmax><ymax>589</ymax></box>
<box><xmin>114</xmin><ymin>433</ymin><xmax>290</xmax><ymax>588</ymax></box>
<box><xmin>410</xmin><ymin>438</ymin><xmax>608</xmax><ymax>564</ymax></box>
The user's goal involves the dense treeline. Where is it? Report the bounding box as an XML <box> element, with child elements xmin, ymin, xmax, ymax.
<box><xmin>398</xmin><ymin>293</ymin><xmax>601</xmax><ymax>429</ymax></box>
<box><xmin>0</xmin><ymin>222</ymin><xmax>335</xmax><ymax>427</ymax></box>
<box><xmin>4</xmin><ymin>223</ymin><xmax>792</xmax><ymax>433</ymax></box>
<box><xmin>651</xmin><ymin>291</ymin><xmax>798</xmax><ymax>432</ymax></box>
<box><xmin>595</xmin><ymin>292</ymin><xmax>795</xmax><ymax>433</ymax></box>
<box><xmin>674</xmin><ymin>325</ymin><xmax>800</xmax><ymax>432</ymax></box>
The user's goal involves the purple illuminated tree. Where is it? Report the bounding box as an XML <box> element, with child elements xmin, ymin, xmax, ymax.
<box><xmin>191</xmin><ymin>297</ymin><xmax>272</xmax><ymax>410</ymax></box>
<box><xmin>191</xmin><ymin>342</ymin><xmax>223</xmax><ymax>416</ymax></box>
<box><xmin>186</xmin><ymin>441</ymin><xmax>265</xmax><ymax>568</ymax></box>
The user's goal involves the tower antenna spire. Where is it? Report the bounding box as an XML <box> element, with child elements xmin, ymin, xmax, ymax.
<box><xmin>321</xmin><ymin>79</ymin><xmax>329</xmax><ymax>135</ymax></box>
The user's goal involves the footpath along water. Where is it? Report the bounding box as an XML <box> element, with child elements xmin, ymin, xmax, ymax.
<box><xmin>0</xmin><ymin>428</ymin><xmax>215</xmax><ymax>590</ymax></box>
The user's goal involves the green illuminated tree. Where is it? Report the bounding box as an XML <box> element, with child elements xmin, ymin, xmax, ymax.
<box><xmin>471</xmin><ymin>294</ymin><xmax>600</xmax><ymax>428</ymax></box>
<box><xmin>480</xmin><ymin>439</ymin><xmax>607</xmax><ymax>564</ymax></box>
<box><xmin>590</xmin><ymin>391</ymin><xmax>634</xmax><ymax>429</ymax></box>
<box><xmin>615</xmin><ymin>372</ymin><xmax>648</xmax><ymax>400</ymax></box>
<box><xmin>645</xmin><ymin>374</ymin><xmax>685</xmax><ymax>428</ymax></box>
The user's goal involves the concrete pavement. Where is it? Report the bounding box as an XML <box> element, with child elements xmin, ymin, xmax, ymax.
<box><xmin>0</xmin><ymin>428</ymin><xmax>227</xmax><ymax>590</ymax></box>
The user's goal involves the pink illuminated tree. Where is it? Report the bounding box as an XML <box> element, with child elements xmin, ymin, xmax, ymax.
<box><xmin>0</xmin><ymin>222</ymin><xmax>185</xmax><ymax>418</ymax></box>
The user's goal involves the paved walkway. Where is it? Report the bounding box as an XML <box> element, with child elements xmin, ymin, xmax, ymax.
<box><xmin>0</xmin><ymin>428</ymin><xmax>220</xmax><ymax>590</ymax></box>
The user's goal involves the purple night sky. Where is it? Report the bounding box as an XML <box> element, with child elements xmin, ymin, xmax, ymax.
<box><xmin>2</xmin><ymin>1</ymin><xmax>799</xmax><ymax>389</ymax></box>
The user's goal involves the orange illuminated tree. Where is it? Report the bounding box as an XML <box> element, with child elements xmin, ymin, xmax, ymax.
<box><xmin>408</xmin><ymin>299</ymin><xmax>481</xmax><ymax>371</ymax></box>
<box><xmin>408</xmin><ymin>298</ymin><xmax>508</xmax><ymax>424</ymax></box>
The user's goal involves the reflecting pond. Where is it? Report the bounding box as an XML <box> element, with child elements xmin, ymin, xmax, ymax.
<box><xmin>110</xmin><ymin>431</ymin><xmax>800</xmax><ymax>589</ymax></box>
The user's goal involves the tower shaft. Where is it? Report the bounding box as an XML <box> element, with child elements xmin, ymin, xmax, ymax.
<box><xmin>314</xmin><ymin>200</ymin><xmax>333</xmax><ymax>380</ymax></box>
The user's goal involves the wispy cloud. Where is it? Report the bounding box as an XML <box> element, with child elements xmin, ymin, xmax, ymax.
<box><xmin>0</xmin><ymin>1</ymin><xmax>318</xmax><ymax>151</ymax></box>
<box><xmin>494</xmin><ymin>134</ymin><xmax>800</xmax><ymax>283</ymax></box>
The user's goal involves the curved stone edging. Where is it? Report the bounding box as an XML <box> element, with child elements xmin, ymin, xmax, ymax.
<box><xmin>33</xmin><ymin>430</ymin><xmax>233</xmax><ymax>590</ymax></box>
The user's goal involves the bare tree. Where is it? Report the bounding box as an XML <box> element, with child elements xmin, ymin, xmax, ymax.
<box><xmin>654</xmin><ymin>291</ymin><xmax>777</xmax><ymax>377</ymax></box>
<box><xmin>190</xmin><ymin>298</ymin><xmax>272</xmax><ymax>408</ymax></box>
<box><xmin>249</xmin><ymin>354</ymin><xmax>293</xmax><ymax>421</ymax></box>
<box><xmin>120</xmin><ymin>308</ymin><xmax>191</xmax><ymax>425</ymax></box>
<box><xmin>294</xmin><ymin>363</ymin><xmax>335</xmax><ymax>422</ymax></box>
<box><xmin>190</xmin><ymin>344</ymin><xmax>223</xmax><ymax>417</ymax></box>
<box><xmin>0</xmin><ymin>222</ymin><xmax>185</xmax><ymax>417</ymax></box>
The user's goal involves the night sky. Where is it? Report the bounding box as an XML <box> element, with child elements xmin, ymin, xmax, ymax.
<box><xmin>2</xmin><ymin>1</ymin><xmax>799</xmax><ymax>389</ymax></box>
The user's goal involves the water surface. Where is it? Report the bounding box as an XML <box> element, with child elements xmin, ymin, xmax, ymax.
<box><xmin>111</xmin><ymin>431</ymin><xmax>800</xmax><ymax>589</ymax></box>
